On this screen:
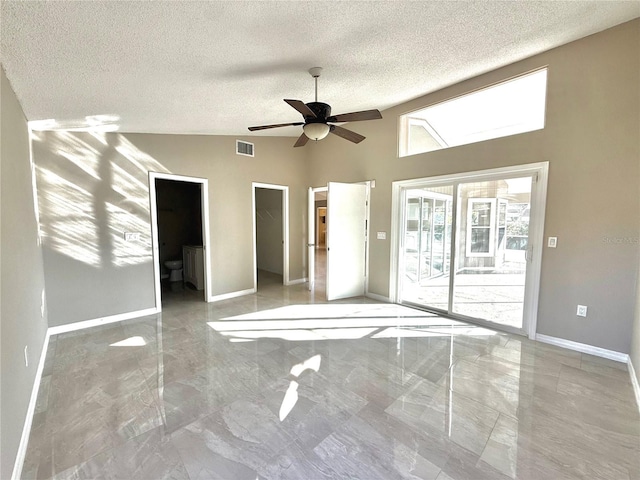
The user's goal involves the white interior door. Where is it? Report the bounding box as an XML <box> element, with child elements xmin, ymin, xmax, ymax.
<box><xmin>307</xmin><ymin>187</ymin><xmax>315</xmax><ymax>291</ymax></box>
<box><xmin>326</xmin><ymin>182</ymin><xmax>368</xmax><ymax>300</ymax></box>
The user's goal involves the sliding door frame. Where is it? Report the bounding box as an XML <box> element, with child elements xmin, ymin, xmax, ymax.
<box><xmin>390</xmin><ymin>162</ymin><xmax>549</xmax><ymax>338</ymax></box>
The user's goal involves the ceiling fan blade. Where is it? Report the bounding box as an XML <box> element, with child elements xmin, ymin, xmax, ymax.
<box><xmin>330</xmin><ymin>125</ymin><xmax>365</xmax><ymax>144</ymax></box>
<box><xmin>248</xmin><ymin>122</ymin><xmax>303</xmax><ymax>131</ymax></box>
<box><xmin>284</xmin><ymin>99</ymin><xmax>317</xmax><ymax>118</ymax></box>
<box><xmin>293</xmin><ymin>133</ymin><xmax>309</xmax><ymax>147</ymax></box>
<box><xmin>327</xmin><ymin>109</ymin><xmax>382</xmax><ymax>123</ymax></box>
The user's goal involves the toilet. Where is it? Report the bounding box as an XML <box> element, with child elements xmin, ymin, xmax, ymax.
<box><xmin>164</xmin><ymin>260</ymin><xmax>183</xmax><ymax>282</ymax></box>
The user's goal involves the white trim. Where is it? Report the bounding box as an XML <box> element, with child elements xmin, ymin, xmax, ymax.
<box><xmin>252</xmin><ymin>182</ymin><xmax>290</xmax><ymax>291</ymax></box>
<box><xmin>149</xmin><ymin>172</ymin><xmax>212</xmax><ymax>310</ymax></box>
<box><xmin>11</xmin><ymin>332</ymin><xmax>50</xmax><ymax>480</ymax></box>
<box><xmin>308</xmin><ymin>187</ymin><xmax>315</xmax><ymax>291</ymax></box>
<box><xmin>201</xmin><ymin>179</ymin><xmax>212</xmax><ymax>303</ymax></box>
<box><xmin>286</xmin><ymin>277</ymin><xmax>307</xmax><ymax>286</ymax></box>
<box><xmin>48</xmin><ymin>307</ymin><xmax>159</xmax><ymax>335</ymax></box>
<box><xmin>393</xmin><ymin>162</ymin><xmax>549</xmax><ymax>189</ymax></box>
<box><xmin>235</xmin><ymin>139</ymin><xmax>255</xmax><ymax>157</ymax></box>
<box><xmin>209</xmin><ymin>288</ymin><xmax>255</xmax><ymax>303</ymax></box>
<box><xmin>363</xmin><ymin>181</ymin><xmax>372</xmax><ymax>298</ymax></box>
<box><xmin>148</xmin><ymin>175</ymin><xmax>162</xmax><ymax>310</ymax></box>
<box><xmin>389</xmin><ymin>182</ymin><xmax>401</xmax><ymax>303</ymax></box>
<box><xmin>628</xmin><ymin>358</ymin><xmax>640</xmax><ymax>414</ymax></box>
<box><xmin>366</xmin><ymin>292</ymin><xmax>391</xmax><ymax>303</ymax></box>
<box><xmin>525</xmin><ymin>164</ymin><xmax>548</xmax><ymax>339</ymax></box>
<box><xmin>535</xmin><ymin>333</ymin><xmax>629</xmax><ymax>363</ymax></box>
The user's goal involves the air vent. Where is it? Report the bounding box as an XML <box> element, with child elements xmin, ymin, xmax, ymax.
<box><xmin>236</xmin><ymin>140</ymin><xmax>254</xmax><ymax>157</ymax></box>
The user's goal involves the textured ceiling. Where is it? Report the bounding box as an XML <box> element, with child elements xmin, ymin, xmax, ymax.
<box><xmin>2</xmin><ymin>1</ymin><xmax>639</xmax><ymax>136</ymax></box>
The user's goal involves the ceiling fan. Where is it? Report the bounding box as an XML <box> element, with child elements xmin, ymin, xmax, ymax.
<box><xmin>248</xmin><ymin>67</ymin><xmax>383</xmax><ymax>147</ymax></box>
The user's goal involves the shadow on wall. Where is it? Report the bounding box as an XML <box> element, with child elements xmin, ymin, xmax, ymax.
<box><xmin>30</xmin><ymin>130</ymin><xmax>171</xmax><ymax>325</ymax></box>
<box><xmin>31</xmin><ymin>130</ymin><xmax>170</xmax><ymax>266</ymax></box>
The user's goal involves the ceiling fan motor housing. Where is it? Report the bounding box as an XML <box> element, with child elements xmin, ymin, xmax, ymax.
<box><xmin>305</xmin><ymin>102</ymin><xmax>331</xmax><ymax>123</ymax></box>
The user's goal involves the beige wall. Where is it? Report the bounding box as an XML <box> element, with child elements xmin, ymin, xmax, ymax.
<box><xmin>125</xmin><ymin>134</ymin><xmax>309</xmax><ymax>291</ymax></box>
<box><xmin>32</xmin><ymin>131</ymin><xmax>308</xmax><ymax>325</ymax></box>
<box><xmin>1</xmin><ymin>67</ymin><xmax>49</xmax><ymax>480</ymax></box>
<box><xmin>307</xmin><ymin>20</ymin><xmax>640</xmax><ymax>353</ymax></box>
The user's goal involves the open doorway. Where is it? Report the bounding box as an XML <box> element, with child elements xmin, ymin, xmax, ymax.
<box><xmin>308</xmin><ymin>182</ymin><xmax>370</xmax><ymax>300</ymax></box>
<box><xmin>310</xmin><ymin>188</ymin><xmax>328</xmax><ymax>296</ymax></box>
<box><xmin>149</xmin><ymin>172</ymin><xmax>211</xmax><ymax>309</ymax></box>
<box><xmin>252</xmin><ymin>183</ymin><xmax>289</xmax><ymax>291</ymax></box>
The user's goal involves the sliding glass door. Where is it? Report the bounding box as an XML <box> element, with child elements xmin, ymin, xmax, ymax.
<box><xmin>397</xmin><ymin>166</ymin><xmax>545</xmax><ymax>335</ymax></box>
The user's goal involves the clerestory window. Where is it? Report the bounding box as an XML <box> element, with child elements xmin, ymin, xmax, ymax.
<box><xmin>399</xmin><ymin>68</ymin><xmax>547</xmax><ymax>157</ymax></box>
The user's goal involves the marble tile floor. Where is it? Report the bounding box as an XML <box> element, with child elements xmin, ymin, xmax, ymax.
<box><xmin>23</xmin><ymin>276</ymin><xmax>639</xmax><ymax>479</ymax></box>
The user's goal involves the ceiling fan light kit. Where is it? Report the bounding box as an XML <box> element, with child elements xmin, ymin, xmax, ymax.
<box><xmin>302</xmin><ymin>122</ymin><xmax>330</xmax><ymax>140</ymax></box>
<box><xmin>248</xmin><ymin>67</ymin><xmax>382</xmax><ymax>147</ymax></box>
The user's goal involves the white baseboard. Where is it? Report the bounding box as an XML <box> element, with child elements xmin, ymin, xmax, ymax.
<box><xmin>628</xmin><ymin>358</ymin><xmax>640</xmax><ymax>414</ymax></box>
<box><xmin>48</xmin><ymin>307</ymin><xmax>160</xmax><ymax>336</ymax></box>
<box><xmin>209</xmin><ymin>288</ymin><xmax>255</xmax><ymax>303</ymax></box>
<box><xmin>286</xmin><ymin>277</ymin><xmax>307</xmax><ymax>286</ymax></box>
<box><xmin>535</xmin><ymin>334</ymin><xmax>629</xmax><ymax>363</ymax></box>
<box><xmin>366</xmin><ymin>292</ymin><xmax>390</xmax><ymax>303</ymax></box>
<box><xmin>12</xmin><ymin>331</ymin><xmax>50</xmax><ymax>480</ymax></box>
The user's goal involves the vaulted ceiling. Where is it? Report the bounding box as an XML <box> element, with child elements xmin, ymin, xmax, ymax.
<box><xmin>2</xmin><ymin>1</ymin><xmax>638</xmax><ymax>136</ymax></box>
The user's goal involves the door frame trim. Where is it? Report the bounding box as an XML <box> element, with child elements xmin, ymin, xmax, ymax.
<box><xmin>390</xmin><ymin>162</ymin><xmax>549</xmax><ymax>338</ymax></box>
<box><xmin>149</xmin><ymin>172</ymin><xmax>212</xmax><ymax>310</ymax></box>
<box><xmin>252</xmin><ymin>182</ymin><xmax>290</xmax><ymax>289</ymax></box>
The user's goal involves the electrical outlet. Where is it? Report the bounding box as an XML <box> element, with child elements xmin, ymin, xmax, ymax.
<box><xmin>577</xmin><ymin>305</ymin><xmax>588</xmax><ymax>317</ymax></box>
<box><xmin>24</xmin><ymin>345</ymin><xmax>29</xmax><ymax>367</ymax></box>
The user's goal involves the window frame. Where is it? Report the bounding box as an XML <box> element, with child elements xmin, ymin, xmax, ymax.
<box><xmin>398</xmin><ymin>67</ymin><xmax>548</xmax><ymax>158</ymax></box>
<box><xmin>466</xmin><ymin>198</ymin><xmax>496</xmax><ymax>258</ymax></box>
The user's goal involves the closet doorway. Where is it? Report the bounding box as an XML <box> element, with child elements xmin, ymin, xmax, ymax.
<box><xmin>252</xmin><ymin>183</ymin><xmax>289</xmax><ymax>290</ymax></box>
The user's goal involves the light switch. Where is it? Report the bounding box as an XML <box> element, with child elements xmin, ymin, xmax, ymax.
<box><xmin>548</xmin><ymin>237</ymin><xmax>557</xmax><ymax>248</ymax></box>
<box><xmin>124</xmin><ymin>232</ymin><xmax>140</xmax><ymax>242</ymax></box>
<box><xmin>377</xmin><ymin>232</ymin><xmax>386</xmax><ymax>240</ymax></box>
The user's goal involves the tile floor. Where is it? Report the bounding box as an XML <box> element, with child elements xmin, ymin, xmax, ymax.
<box><xmin>23</xmin><ymin>272</ymin><xmax>640</xmax><ymax>479</ymax></box>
